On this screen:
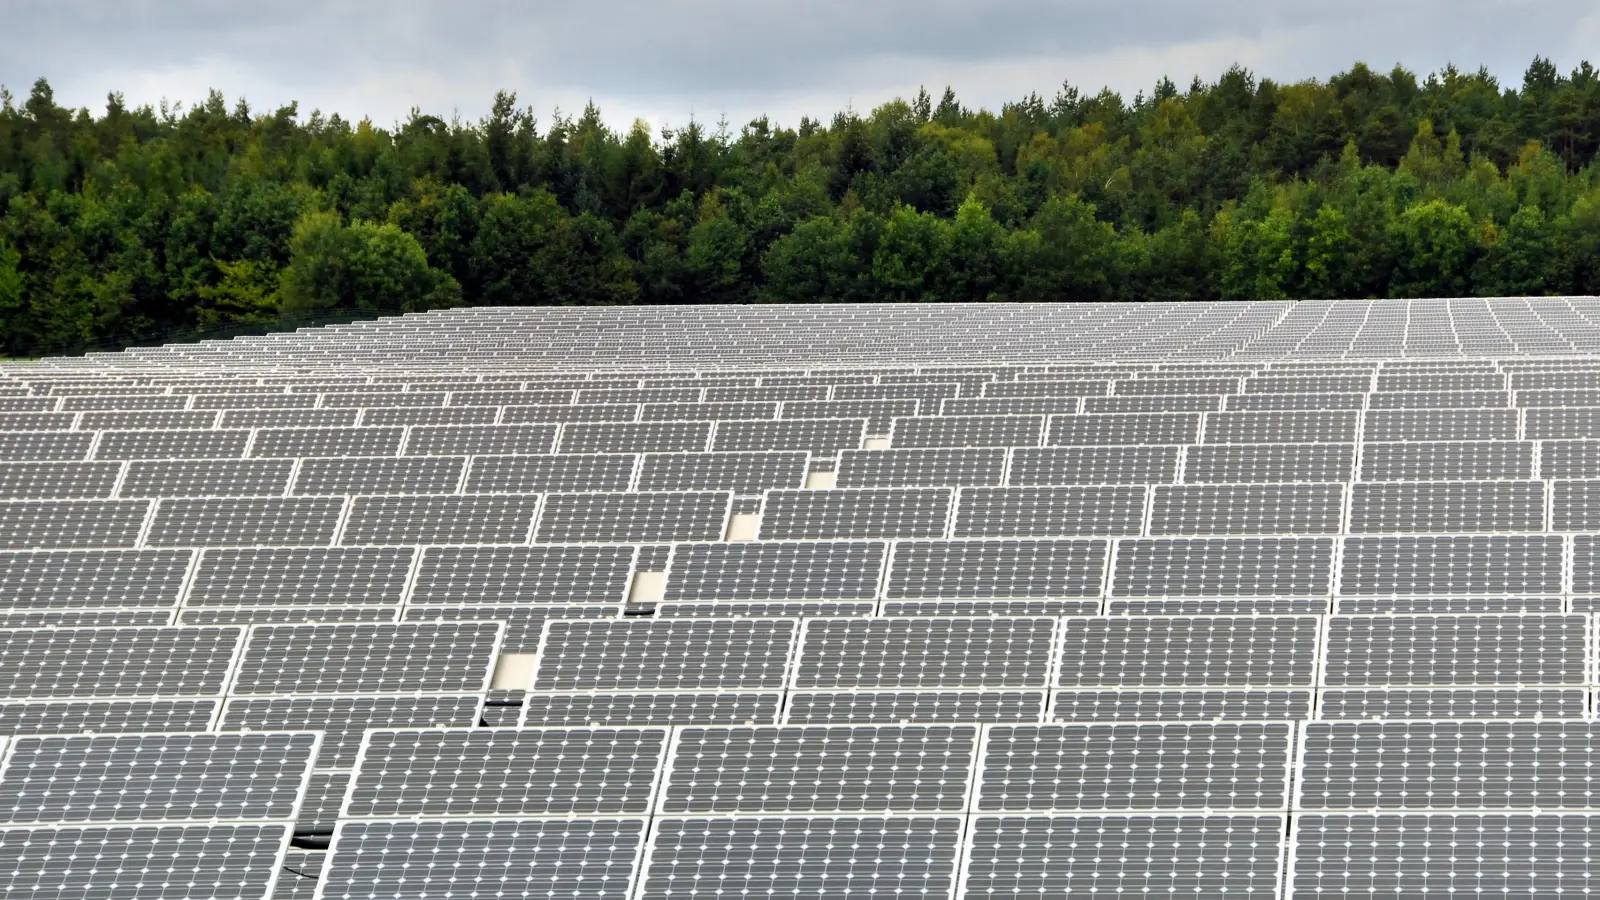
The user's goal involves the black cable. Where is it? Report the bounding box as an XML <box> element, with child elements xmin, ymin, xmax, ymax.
<box><xmin>282</xmin><ymin>866</ymin><xmax>320</xmax><ymax>881</ymax></box>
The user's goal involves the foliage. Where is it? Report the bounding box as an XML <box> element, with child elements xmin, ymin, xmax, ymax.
<box><xmin>3</xmin><ymin>58</ymin><xmax>1600</xmax><ymax>354</ymax></box>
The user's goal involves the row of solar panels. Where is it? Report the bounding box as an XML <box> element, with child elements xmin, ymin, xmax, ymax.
<box><xmin>34</xmin><ymin>389</ymin><xmax>1600</xmax><ymax>429</ymax></box>
<box><xmin>27</xmin><ymin>360</ymin><xmax>1600</xmax><ymax>386</ymax></box>
<box><xmin>38</xmin><ymin>349</ymin><xmax>1600</xmax><ymax>376</ymax></box>
<box><xmin>12</xmin><ymin>685</ymin><xmax>1600</xmax><ymax>740</ymax></box>
<box><xmin>27</xmin><ymin>443</ymin><xmax>1600</xmax><ymax>501</ymax></box>
<box><xmin>47</xmin><ymin>298</ymin><xmax>1600</xmax><ymax>366</ymax></box>
<box><xmin>3</xmin><ymin>615</ymin><xmax>1600</xmax><ymax>699</ymax></box>
<box><xmin>24</xmin><ymin>409</ymin><xmax>1600</xmax><ymax>460</ymax></box>
<box><xmin>8</xmin><ymin>536</ymin><xmax>1600</xmax><ymax>610</ymax></box>
<box><xmin>27</xmin><ymin>483</ymin><xmax>1600</xmax><ymax>540</ymax></box>
<box><xmin>28</xmin><ymin>375</ymin><xmax>1600</xmax><ymax>400</ymax></box>
<box><xmin>26</xmin><ymin>719</ymin><xmax>1600</xmax><ymax>822</ymax></box>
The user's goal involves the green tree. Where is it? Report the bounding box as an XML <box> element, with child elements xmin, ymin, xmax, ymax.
<box><xmin>871</xmin><ymin>204</ymin><xmax>948</xmax><ymax>301</ymax></box>
<box><xmin>1389</xmin><ymin>199</ymin><xmax>1477</xmax><ymax>296</ymax></box>
<box><xmin>1217</xmin><ymin>205</ymin><xmax>1299</xmax><ymax>301</ymax></box>
<box><xmin>1474</xmin><ymin>205</ymin><xmax>1563</xmax><ymax>296</ymax></box>
<box><xmin>471</xmin><ymin>190</ymin><xmax>637</xmax><ymax>307</ymax></box>
<box><xmin>683</xmin><ymin>193</ymin><xmax>747</xmax><ymax>302</ymax></box>
<box><xmin>1303</xmin><ymin>205</ymin><xmax>1358</xmax><ymax>298</ymax></box>
<box><xmin>759</xmin><ymin>215</ymin><xmax>861</xmax><ymax>302</ymax></box>
<box><xmin>1010</xmin><ymin>194</ymin><xmax>1120</xmax><ymax>301</ymax></box>
<box><xmin>279</xmin><ymin>211</ymin><xmax>459</xmax><ymax>315</ymax></box>
<box><xmin>195</xmin><ymin>258</ymin><xmax>281</xmax><ymax>326</ymax></box>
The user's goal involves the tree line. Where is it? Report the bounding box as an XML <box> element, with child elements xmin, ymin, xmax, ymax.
<box><xmin>1</xmin><ymin>58</ymin><xmax>1599</xmax><ymax>355</ymax></box>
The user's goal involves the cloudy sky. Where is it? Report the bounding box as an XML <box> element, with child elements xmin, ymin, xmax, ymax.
<box><xmin>5</xmin><ymin>1</ymin><xmax>1597</xmax><ymax>132</ymax></box>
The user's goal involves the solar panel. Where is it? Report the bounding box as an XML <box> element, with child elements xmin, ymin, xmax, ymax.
<box><xmin>1348</xmin><ymin>481</ymin><xmax>1545</xmax><ymax>532</ymax></box>
<box><xmin>1364</xmin><ymin>408</ymin><xmax>1518</xmax><ymax>441</ymax></box>
<box><xmin>641</xmin><ymin>400</ymin><xmax>775</xmax><ymax>421</ymax></box>
<box><xmin>1542</xmin><ymin>440</ymin><xmax>1600</xmax><ymax>478</ymax></box>
<box><xmin>0</xmin><ymin>699</ymin><xmax>220</xmax><ymax>736</ymax></box>
<box><xmin>636</xmin><ymin>451</ymin><xmax>805</xmax><ymax>493</ymax></box>
<box><xmin>1085</xmin><ymin>393</ymin><xmax>1216</xmax><ymax>413</ymax></box>
<box><xmin>250</xmin><ymin>426</ymin><xmax>404</xmax><ymax>458</ymax></box>
<box><xmin>503</xmin><ymin>402</ymin><xmax>639</xmax><ymax>423</ymax></box>
<box><xmin>346</xmin><ymin>727</ymin><xmax>667</xmax><ymax>817</ymax></box>
<box><xmin>535</xmin><ymin>491</ymin><xmax>729</xmax><ymax>543</ymax></box>
<box><xmin>886</xmin><ymin>539</ymin><xmax>1108</xmax><ymax>599</ymax></box>
<box><xmin>0</xmin><ymin>823</ymin><xmax>292</xmax><ymax>900</ymax></box>
<box><xmin>295</xmin><ymin>770</ymin><xmax>349</xmax><ymax>835</ymax></box>
<box><xmin>1317</xmin><ymin>688</ymin><xmax>1587</xmax><ymax>719</ymax></box>
<box><xmin>561</xmin><ymin>421</ymin><xmax>711</xmax><ymax>453</ymax></box>
<box><xmin>402</xmin><ymin>424</ymin><xmax>557</xmax><ymax>456</ymax></box>
<box><xmin>1113</xmin><ymin>538</ymin><xmax>1333</xmax><ymax>597</ymax></box>
<box><xmin>893</xmin><ymin>414</ymin><xmax>1042</xmax><ymax>448</ymax></box>
<box><xmin>292</xmin><ymin>456</ymin><xmax>463</xmax><ymax>495</ymax></box>
<box><xmin>640</xmin><ymin>816</ymin><xmax>961</xmax><ymax>899</ymax></box>
<box><xmin>1340</xmin><ymin>535</ymin><xmax>1563</xmax><ymax>595</ymax></box>
<box><xmin>953</xmin><ymin>485</ymin><xmax>1144</xmax><ymax>537</ymax></box>
<box><xmin>0</xmin><ymin>499</ymin><xmax>151</xmax><ymax>548</ymax></box>
<box><xmin>320</xmin><ymin>819</ymin><xmax>645</xmax><ymax>900</ymax></box>
<box><xmin>361</xmin><ymin>404</ymin><xmax>499</xmax><ymax>426</ymax></box>
<box><xmin>93</xmin><ymin>429</ymin><xmax>251</xmax><ymax>461</ymax></box>
<box><xmin>521</xmin><ymin>692</ymin><xmax>781</xmax><ymax>727</ymax></box>
<box><xmin>121</xmin><ymin>458</ymin><xmax>296</xmax><ymax>498</ymax></box>
<box><xmin>978</xmin><ymin>723</ymin><xmax>1294</xmax><ymax>812</ymax></box>
<box><xmin>1058</xmin><ymin>616</ymin><xmax>1319</xmax><ymax>687</ymax></box>
<box><xmin>658</xmin><ymin>725</ymin><xmax>977</xmax><ymax>813</ymax></box>
<box><xmin>231</xmin><ymin>622</ymin><xmax>500</xmax><ymax>695</ymax></box>
<box><xmin>1336</xmin><ymin>594</ymin><xmax>1563</xmax><ymax>614</ymax></box>
<box><xmin>1184</xmin><ymin>443</ymin><xmax>1353</xmax><ymax>483</ymax></box>
<box><xmin>0</xmin><ymin>730</ymin><xmax>317</xmax><ymax>823</ymax></box>
<box><xmin>222</xmin><ymin>408</ymin><xmax>356</xmax><ymax>428</ymax></box>
<box><xmin>467</xmin><ymin>452</ymin><xmax>637</xmax><ymax>493</ymax></box>
<box><xmin>965</xmin><ymin>814</ymin><xmax>1287</xmax><ymax>897</ymax></box>
<box><xmin>714</xmin><ymin>418</ymin><xmax>865</xmax><ymax>454</ymax></box>
<box><xmin>794</xmin><ymin>617</ymin><xmax>1052</xmax><ymax>691</ymax></box>
<box><xmin>784</xmin><ymin>399</ymin><xmax>916</xmax><ymax>434</ymax></box>
<box><xmin>341</xmin><ymin>494</ymin><xmax>542</xmax><ymax>545</ymax></box>
<box><xmin>178</xmin><ymin>605</ymin><xmax>401</xmax><ymax>625</ymax></box>
<box><xmin>410</xmin><ymin>545</ymin><xmax>634</xmax><ymax>604</ymax></box>
<box><xmin>146</xmin><ymin>497</ymin><xmax>343</xmax><ymax>547</ymax></box>
<box><xmin>1008</xmin><ymin>445</ymin><xmax>1179</xmax><ymax>485</ymax></box>
<box><xmin>1297</xmin><ymin>722</ymin><xmax>1600</xmax><ymax>810</ymax></box>
<box><xmin>0</xmin><ymin>626</ymin><xmax>242</xmax><ymax>699</ymax></box>
<box><xmin>275</xmin><ymin>849</ymin><xmax>323</xmax><ymax>899</ymax></box>
<box><xmin>760</xmin><ymin>487</ymin><xmax>951</xmax><ymax>539</ymax></box>
<box><xmin>1048</xmin><ymin>413</ymin><xmax>1197</xmax><ymax>446</ymax></box>
<box><xmin>0</xmin><ymin>548</ymin><xmax>190</xmax><ymax>609</ymax></box>
<box><xmin>836</xmin><ymin>447</ymin><xmax>1005</xmax><ymax>488</ymax></box>
<box><xmin>1322</xmin><ymin>615</ymin><xmax>1586</xmax><ymax>686</ymax></box>
<box><xmin>1150</xmin><ymin>483</ymin><xmax>1343</xmax><ymax>535</ymax></box>
<box><xmin>880</xmin><ymin>598</ymin><xmax>1100</xmax><ymax>616</ymax></box>
<box><xmin>532</xmin><ymin>619</ymin><xmax>795</xmax><ymax>691</ymax></box>
<box><xmin>1290</xmin><ymin>813</ymin><xmax>1600</xmax><ymax>896</ymax></box>
<box><xmin>186</xmin><ymin>547</ymin><xmax>412</xmax><ymax>607</ymax></box>
<box><xmin>0</xmin><ymin>431</ymin><xmax>93</xmax><ymax>461</ymax></box>
<box><xmin>1204</xmin><ymin>410</ymin><xmax>1358</xmax><ymax>443</ymax></box>
<box><xmin>785</xmin><ymin>690</ymin><xmax>1045</xmax><ymax>723</ymax></box>
<box><xmin>0</xmin><ymin>461</ymin><xmax>121</xmax><ymax>499</ymax></box>
<box><xmin>664</xmin><ymin>541</ymin><xmax>885</xmax><ymax>602</ymax></box>
<box><xmin>1050</xmin><ymin>689</ymin><xmax>1312</xmax><ymax>721</ymax></box>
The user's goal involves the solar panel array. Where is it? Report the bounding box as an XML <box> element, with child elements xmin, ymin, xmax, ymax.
<box><xmin>11</xmin><ymin>297</ymin><xmax>1600</xmax><ymax>896</ymax></box>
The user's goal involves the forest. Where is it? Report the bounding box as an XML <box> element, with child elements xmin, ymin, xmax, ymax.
<box><xmin>2</xmin><ymin>58</ymin><xmax>1600</xmax><ymax>355</ymax></box>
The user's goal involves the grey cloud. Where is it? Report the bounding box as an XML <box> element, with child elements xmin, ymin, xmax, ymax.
<box><xmin>3</xmin><ymin>1</ymin><xmax>1594</xmax><ymax>126</ymax></box>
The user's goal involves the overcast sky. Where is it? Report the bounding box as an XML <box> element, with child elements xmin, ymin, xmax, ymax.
<box><xmin>5</xmin><ymin>1</ymin><xmax>1597</xmax><ymax>133</ymax></box>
